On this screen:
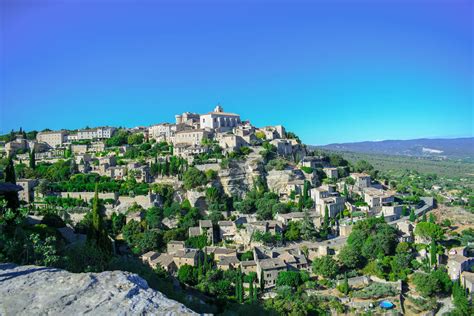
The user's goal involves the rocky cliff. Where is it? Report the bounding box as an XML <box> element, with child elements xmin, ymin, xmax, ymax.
<box><xmin>0</xmin><ymin>263</ymin><xmax>196</xmax><ymax>315</ymax></box>
<box><xmin>218</xmin><ymin>151</ymin><xmax>265</xmax><ymax>198</ymax></box>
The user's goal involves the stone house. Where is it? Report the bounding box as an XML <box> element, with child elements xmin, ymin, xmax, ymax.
<box><xmin>172</xmin><ymin>248</ymin><xmax>202</xmax><ymax>268</ymax></box>
<box><xmin>188</xmin><ymin>220</ymin><xmax>214</xmax><ymax>243</ymax></box>
<box><xmin>172</xmin><ymin>129</ymin><xmax>212</xmax><ymax>147</ymax></box>
<box><xmin>350</xmin><ymin>173</ymin><xmax>372</xmax><ymax>190</ymax></box>
<box><xmin>216</xmin><ymin>255</ymin><xmax>240</xmax><ymax>271</ymax></box>
<box><xmin>447</xmin><ymin>247</ymin><xmax>474</xmax><ymax>280</ymax></box>
<box><xmin>16</xmin><ymin>179</ymin><xmax>38</xmax><ymax>203</ymax></box>
<box><xmin>240</xmin><ymin>260</ymin><xmax>257</xmax><ymax>274</ymax></box>
<box><xmin>37</xmin><ymin>130</ymin><xmax>67</xmax><ymax>148</ymax></box>
<box><xmin>323</xmin><ymin>167</ymin><xmax>338</xmax><ymax>179</ymax></box>
<box><xmin>217</xmin><ymin>221</ymin><xmax>237</xmax><ymax>241</ymax></box>
<box><xmin>167</xmin><ymin>241</ymin><xmax>185</xmax><ymax>254</ymax></box>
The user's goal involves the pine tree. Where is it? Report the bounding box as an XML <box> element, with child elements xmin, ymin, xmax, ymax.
<box><xmin>29</xmin><ymin>148</ymin><xmax>36</xmax><ymax>169</ymax></box>
<box><xmin>409</xmin><ymin>208</ymin><xmax>416</xmax><ymax>222</ymax></box>
<box><xmin>343</xmin><ymin>184</ymin><xmax>349</xmax><ymax>197</ymax></box>
<box><xmin>429</xmin><ymin>213</ymin><xmax>436</xmax><ymax>223</ymax></box>
<box><xmin>4</xmin><ymin>156</ymin><xmax>19</xmax><ymax>210</ymax></box>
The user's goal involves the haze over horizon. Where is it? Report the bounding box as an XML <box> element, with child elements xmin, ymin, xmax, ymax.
<box><xmin>1</xmin><ymin>0</ymin><xmax>472</xmax><ymax>145</ymax></box>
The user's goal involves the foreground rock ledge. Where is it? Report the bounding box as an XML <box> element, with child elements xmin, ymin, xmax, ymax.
<box><xmin>0</xmin><ymin>263</ymin><xmax>197</xmax><ymax>316</ymax></box>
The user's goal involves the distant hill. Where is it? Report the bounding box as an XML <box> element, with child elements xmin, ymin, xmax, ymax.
<box><xmin>317</xmin><ymin>137</ymin><xmax>474</xmax><ymax>161</ymax></box>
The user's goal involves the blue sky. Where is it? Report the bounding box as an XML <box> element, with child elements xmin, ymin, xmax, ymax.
<box><xmin>1</xmin><ymin>0</ymin><xmax>472</xmax><ymax>145</ymax></box>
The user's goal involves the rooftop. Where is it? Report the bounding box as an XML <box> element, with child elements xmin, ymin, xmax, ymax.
<box><xmin>259</xmin><ymin>258</ymin><xmax>286</xmax><ymax>270</ymax></box>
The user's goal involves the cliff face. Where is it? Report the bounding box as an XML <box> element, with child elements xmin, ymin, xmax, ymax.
<box><xmin>0</xmin><ymin>263</ymin><xmax>196</xmax><ymax>316</ymax></box>
<box><xmin>218</xmin><ymin>151</ymin><xmax>265</xmax><ymax>198</ymax></box>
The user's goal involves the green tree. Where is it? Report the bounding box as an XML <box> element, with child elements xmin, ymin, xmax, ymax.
<box><xmin>3</xmin><ymin>156</ymin><xmax>19</xmax><ymax>210</ymax></box>
<box><xmin>312</xmin><ymin>255</ymin><xmax>339</xmax><ymax>279</ymax></box>
<box><xmin>29</xmin><ymin>148</ymin><xmax>36</xmax><ymax>169</ymax></box>
<box><xmin>452</xmin><ymin>279</ymin><xmax>471</xmax><ymax>315</ymax></box>
<box><xmin>337</xmin><ymin>273</ymin><xmax>350</xmax><ymax>295</ymax></box>
<box><xmin>338</xmin><ymin>245</ymin><xmax>363</xmax><ymax>269</ymax></box>
<box><xmin>430</xmin><ymin>239</ymin><xmax>437</xmax><ymax>267</ymax></box>
<box><xmin>409</xmin><ymin>208</ymin><xmax>416</xmax><ymax>222</ymax></box>
<box><xmin>145</xmin><ymin>207</ymin><xmax>162</xmax><ymax>229</ymax></box>
<box><xmin>87</xmin><ymin>185</ymin><xmax>112</xmax><ymax>254</ymax></box>
<box><xmin>284</xmin><ymin>221</ymin><xmax>301</xmax><ymax>241</ymax></box>
<box><xmin>300</xmin><ymin>210</ymin><xmax>317</xmax><ymax>241</ymax></box>
<box><xmin>276</xmin><ymin>271</ymin><xmax>303</xmax><ymax>289</ymax></box>
<box><xmin>414</xmin><ymin>222</ymin><xmax>444</xmax><ymax>241</ymax></box>
<box><xmin>127</xmin><ymin>133</ymin><xmax>144</xmax><ymax>145</ymax></box>
<box><xmin>178</xmin><ymin>264</ymin><xmax>197</xmax><ymax>285</ymax></box>
<box><xmin>412</xmin><ymin>268</ymin><xmax>451</xmax><ymax>297</ymax></box>
<box><xmin>183</xmin><ymin>167</ymin><xmax>207</xmax><ymax>190</ymax></box>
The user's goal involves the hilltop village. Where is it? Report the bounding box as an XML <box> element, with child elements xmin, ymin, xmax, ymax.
<box><xmin>1</xmin><ymin>105</ymin><xmax>473</xmax><ymax>315</ymax></box>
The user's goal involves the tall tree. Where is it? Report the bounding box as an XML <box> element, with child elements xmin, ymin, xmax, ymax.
<box><xmin>29</xmin><ymin>148</ymin><xmax>36</xmax><ymax>169</ymax></box>
<box><xmin>421</xmin><ymin>210</ymin><xmax>427</xmax><ymax>222</ymax></box>
<box><xmin>4</xmin><ymin>156</ymin><xmax>19</xmax><ymax>210</ymax></box>
<box><xmin>301</xmin><ymin>210</ymin><xmax>317</xmax><ymax>241</ymax></box>
<box><xmin>409</xmin><ymin>208</ymin><xmax>416</xmax><ymax>222</ymax></box>
<box><xmin>324</xmin><ymin>205</ymin><xmax>329</xmax><ymax>225</ymax></box>
<box><xmin>248</xmin><ymin>276</ymin><xmax>254</xmax><ymax>302</ymax></box>
<box><xmin>430</xmin><ymin>239</ymin><xmax>437</xmax><ymax>267</ymax></box>
<box><xmin>88</xmin><ymin>185</ymin><xmax>112</xmax><ymax>254</ymax></box>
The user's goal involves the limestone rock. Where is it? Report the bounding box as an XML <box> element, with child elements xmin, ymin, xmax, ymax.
<box><xmin>218</xmin><ymin>151</ymin><xmax>265</xmax><ymax>198</ymax></box>
<box><xmin>0</xmin><ymin>263</ymin><xmax>196</xmax><ymax>316</ymax></box>
<box><xmin>266</xmin><ymin>168</ymin><xmax>305</xmax><ymax>195</ymax></box>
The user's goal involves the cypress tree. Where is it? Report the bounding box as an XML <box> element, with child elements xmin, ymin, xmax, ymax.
<box><xmin>430</xmin><ymin>239</ymin><xmax>437</xmax><ymax>267</ymax></box>
<box><xmin>4</xmin><ymin>156</ymin><xmax>19</xmax><ymax>210</ymax></box>
<box><xmin>260</xmin><ymin>271</ymin><xmax>265</xmax><ymax>293</ymax></box>
<box><xmin>409</xmin><ymin>208</ymin><xmax>416</xmax><ymax>222</ymax></box>
<box><xmin>248</xmin><ymin>277</ymin><xmax>254</xmax><ymax>302</ymax></box>
<box><xmin>88</xmin><ymin>185</ymin><xmax>111</xmax><ymax>254</ymax></box>
<box><xmin>303</xmin><ymin>180</ymin><xmax>309</xmax><ymax>201</ymax></box>
<box><xmin>421</xmin><ymin>210</ymin><xmax>427</xmax><ymax>222</ymax></box>
<box><xmin>343</xmin><ymin>184</ymin><xmax>349</xmax><ymax>197</ymax></box>
<box><xmin>324</xmin><ymin>205</ymin><xmax>329</xmax><ymax>225</ymax></box>
<box><xmin>238</xmin><ymin>270</ymin><xmax>244</xmax><ymax>303</ymax></box>
<box><xmin>252</xmin><ymin>278</ymin><xmax>258</xmax><ymax>302</ymax></box>
<box><xmin>29</xmin><ymin>148</ymin><xmax>36</xmax><ymax>169</ymax></box>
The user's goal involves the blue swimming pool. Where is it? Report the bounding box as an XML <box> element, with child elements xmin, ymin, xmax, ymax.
<box><xmin>379</xmin><ymin>300</ymin><xmax>394</xmax><ymax>309</ymax></box>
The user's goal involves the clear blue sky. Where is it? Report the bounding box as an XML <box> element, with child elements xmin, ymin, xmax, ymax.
<box><xmin>1</xmin><ymin>0</ymin><xmax>472</xmax><ymax>145</ymax></box>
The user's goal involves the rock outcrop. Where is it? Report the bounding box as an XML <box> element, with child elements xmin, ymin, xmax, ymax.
<box><xmin>0</xmin><ymin>263</ymin><xmax>196</xmax><ymax>315</ymax></box>
<box><xmin>266</xmin><ymin>168</ymin><xmax>306</xmax><ymax>195</ymax></box>
<box><xmin>218</xmin><ymin>151</ymin><xmax>265</xmax><ymax>198</ymax></box>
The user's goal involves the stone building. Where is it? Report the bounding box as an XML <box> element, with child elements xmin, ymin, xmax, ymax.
<box><xmin>199</xmin><ymin>105</ymin><xmax>241</xmax><ymax>131</ymax></box>
<box><xmin>16</xmin><ymin>179</ymin><xmax>38</xmax><ymax>203</ymax></box>
<box><xmin>37</xmin><ymin>130</ymin><xmax>67</xmax><ymax>148</ymax></box>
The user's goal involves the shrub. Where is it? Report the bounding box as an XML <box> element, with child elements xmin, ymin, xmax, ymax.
<box><xmin>352</xmin><ymin>283</ymin><xmax>398</xmax><ymax>299</ymax></box>
<box><xmin>41</xmin><ymin>213</ymin><xmax>66</xmax><ymax>228</ymax></box>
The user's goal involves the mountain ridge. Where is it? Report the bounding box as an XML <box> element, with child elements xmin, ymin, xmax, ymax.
<box><xmin>315</xmin><ymin>137</ymin><xmax>474</xmax><ymax>160</ymax></box>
